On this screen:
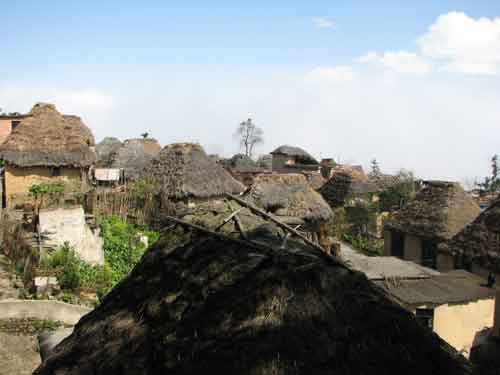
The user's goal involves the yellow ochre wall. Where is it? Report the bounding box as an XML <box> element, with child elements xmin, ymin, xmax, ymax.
<box><xmin>416</xmin><ymin>298</ymin><xmax>495</xmax><ymax>358</ymax></box>
<box><xmin>4</xmin><ymin>165</ymin><xmax>84</xmax><ymax>207</ymax></box>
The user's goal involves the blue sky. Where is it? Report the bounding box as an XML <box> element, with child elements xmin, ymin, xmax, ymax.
<box><xmin>2</xmin><ymin>1</ymin><xmax>500</xmax><ymax>183</ymax></box>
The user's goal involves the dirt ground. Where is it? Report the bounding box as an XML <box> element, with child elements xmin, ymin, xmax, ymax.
<box><xmin>0</xmin><ymin>333</ymin><xmax>40</xmax><ymax>375</ymax></box>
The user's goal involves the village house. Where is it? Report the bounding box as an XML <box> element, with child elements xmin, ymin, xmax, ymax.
<box><xmin>319</xmin><ymin>167</ymin><xmax>378</xmax><ymax>207</ymax></box>
<box><xmin>342</xmin><ymin>244</ymin><xmax>496</xmax><ymax>357</ymax></box>
<box><xmin>145</xmin><ymin>142</ymin><xmax>245</xmax><ymax>208</ymax></box>
<box><xmin>270</xmin><ymin>145</ymin><xmax>319</xmax><ymax>173</ymax></box>
<box><xmin>0</xmin><ymin>103</ymin><xmax>96</xmax><ymax>209</ymax></box>
<box><xmin>441</xmin><ymin>196</ymin><xmax>500</xmax><ymax>277</ymax></box>
<box><xmin>220</xmin><ymin>153</ymin><xmax>270</xmax><ymax>186</ymax></box>
<box><xmin>108</xmin><ymin>138</ymin><xmax>161</xmax><ymax>181</ymax></box>
<box><xmin>244</xmin><ymin>173</ymin><xmax>333</xmax><ymax>251</ymax></box>
<box><xmin>383</xmin><ymin>180</ymin><xmax>480</xmax><ymax>270</ymax></box>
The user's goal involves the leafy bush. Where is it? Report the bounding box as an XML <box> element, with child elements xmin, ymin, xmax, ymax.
<box><xmin>100</xmin><ymin>216</ymin><xmax>159</xmax><ymax>286</ymax></box>
<box><xmin>40</xmin><ymin>243</ymin><xmax>112</xmax><ymax>293</ymax></box>
<box><xmin>29</xmin><ymin>182</ymin><xmax>66</xmax><ymax>208</ymax></box>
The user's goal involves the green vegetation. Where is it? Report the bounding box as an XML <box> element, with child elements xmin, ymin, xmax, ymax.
<box><xmin>100</xmin><ymin>216</ymin><xmax>159</xmax><ymax>285</ymax></box>
<box><xmin>29</xmin><ymin>181</ymin><xmax>66</xmax><ymax>208</ymax></box>
<box><xmin>40</xmin><ymin>243</ymin><xmax>112</xmax><ymax>294</ymax></box>
<box><xmin>39</xmin><ymin>216</ymin><xmax>159</xmax><ymax>300</ymax></box>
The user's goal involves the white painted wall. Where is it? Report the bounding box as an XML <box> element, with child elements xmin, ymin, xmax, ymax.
<box><xmin>39</xmin><ymin>206</ymin><xmax>104</xmax><ymax>265</ymax></box>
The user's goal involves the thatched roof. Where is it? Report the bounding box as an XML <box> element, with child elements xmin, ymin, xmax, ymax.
<box><xmin>0</xmin><ymin>103</ymin><xmax>96</xmax><ymax>168</ymax></box>
<box><xmin>111</xmin><ymin>138</ymin><xmax>161</xmax><ymax>180</ymax></box>
<box><xmin>256</xmin><ymin>154</ymin><xmax>273</xmax><ymax>170</ymax></box>
<box><xmin>34</xmin><ymin>230</ymin><xmax>473</xmax><ymax>375</ymax></box>
<box><xmin>225</xmin><ymin>153</ymin><xmax>264</xmax><ymax>173</ymax></box>
<box><xmin>318</xmin><ymin>167</ymin><xmax>376</xmax><ymax>208</ymax></box>
<box><xmin>245</xmin><ymin>173</ymin><xmax>333</xmax><ymax>227</ymax></box>
<box><xmin>271</xmin><ymin>145</ymin><xmax>318</xmax><ymax>164</ymax></box>
<box><xmin>302</xmin><ymin>171</ymin><xmax>325</xmax><ymax>190</ymax></box>
<box><xmin>145</xmin><ymin>143</ymin><xmax>245</xmax><ymax>200</ymax></box>
<box><xmin>95</xmin><ymin>137</ymin><xmax>122</xmax><ymax>167</ymax></box>
<box><xmin>385</xmin><ymin>181</ymin><xmax>480</xmax><ymax>240</ymax></box>
<box><xmin>443</xmin><ymin>197</ymin><xmax>500</xmax><ymax>272</ymax></box>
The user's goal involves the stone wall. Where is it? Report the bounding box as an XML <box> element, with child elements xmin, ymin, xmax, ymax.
<box><xmin>0</xmin><ymin>300</ymin><xmax>90</xmax><ymax>325</ymax></box>
<box><xmin>39</xmin><ymin>206</ymin><xmax>104</xmax><ymax>265</ymax></box>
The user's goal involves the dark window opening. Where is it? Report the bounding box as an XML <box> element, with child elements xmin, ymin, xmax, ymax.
<box><xmin>11</xmin><ymin>121</ymin><xmax>21</xmax><ymax>130</ymax></box>
<box><xmin>422</xmin><ymin>239</ymin><xmax>438</xmax><ymax>269</ymax></box>
<box><xmin>415</xmin><ymin>308</ymin><xmax>434</xmax><ymax>330</ymax></box>
<box><xmin>52</xmin><ymin>167</ymin><xmax>61</xmax><ymax>177</ymax></box>
<box><xmin>391</xmin><ymin>231</ymin><xmax>405</xmax><ymax>258</ymax></box>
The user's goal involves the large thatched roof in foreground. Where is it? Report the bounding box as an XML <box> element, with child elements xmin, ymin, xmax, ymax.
<box><xmin>0</xmin><ymin>103</ymin><xmax>96</xmax><ymax>168</ymax></box>
<box><xmin>35</xmin><ymin>229</ymin><xmax>473</xmax><ymax>375</ymax></box>
<box><xmin>111</xmin><ymin>138</ymin><xmax>161</xmax><ymax>179</ymax></box>
<box><xmin>245</xmin><ymin>173</ymin><xmax>333</xmax><ymax>227</ymax></box>
<box><xmin>145</xmin><ymin>143</ymin><xmax>245</xmax><ymax>200</ymax></box>
<box><xmin>385</xmin><ymin>181</ymin><xmax>480</xmax><ymax>240</ymax></box>
<box><xmin>443</xmin><ymin>197</ymin><xmax>500</xmax><ymax>272</ymax></box>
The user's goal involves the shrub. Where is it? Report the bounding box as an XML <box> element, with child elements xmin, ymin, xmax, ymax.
<box><xmin>40</xmin><ymin>243</ymin><xmax>112</xmax><ymax>294</ymax></box>
<box><xmin>100</xmin><ymin>216</ymin><xmax>159</xmax><ymax>286</ymax></box>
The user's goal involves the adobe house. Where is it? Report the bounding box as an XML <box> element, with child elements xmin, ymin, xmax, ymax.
<box><xmin>109</xmin><ymin>138</ymin><xmax>162</xmax><ymax>181</ymax></box>
<box><xmin>0</xmin><ymin>112</ymin><xmax>30</xmax><ymax>144</ymax></box>
<box><xmin>383</xmin><ymin>180</ymin><xmax>480</xmax><ymax>270</ymax></box>
<box><xmin>243</xmin><ymin>173</ymin><xmax>333</xmax><ymax>252</ymax></box>
<box><xmin>343</xmin><ymin>245</ymin><xmax>496</xmax><ymax>358</ymax></box>
<box><xmin>220</xmin><ymin>153</ymin><xmax>270</xmax><ymax>186</ymax></box>
<box><xmin>270</xmin><ymin>145</ymin><xmax>319</xmax><ymax>173</ymax></box>
<box><xmin>0</xmin><ymin>103</ymin><xmax>96</xmax><ymax>208</ymax></box>
<box><xmin>441</xmin><ymin>196</ymin><xmax>500</xmax><ymax>277</ymax></box>
<box><xmin>145</xmin><ymin>142</ymin><xmax>245</xmax><ymax>208</ymax></box>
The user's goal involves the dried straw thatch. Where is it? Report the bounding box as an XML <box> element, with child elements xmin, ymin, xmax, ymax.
<box><xmin>145</xmin><ymin>143</ymin><xmax>245</xmax><ymax>200</ymax></box>
<box><xmin>111</xmin><ymin>138</ymin><xmax>161</xmax><ymax>180</ymax></box>
<box><xmin>319</xmin><ymin>166</ymin><xmax>378</xmax><ymax>208</ymax></box>
<box><xmin>245</xmin><ymin>173</ymin><xmax>332</xmax><ymax>227</ymax></box>
<box><xmin>95</xmin><ymin>137</ymin><xmax>122</xmax><ymax>167</ymax></box>
<box><xmin>302</xmin><ymin>171</ymin><xmax>325</xmax><ymax>190</ymax></box>
<box><xmin>34</xmin><ymin>229</ymin><xmax>474</xmax><ymax>375</ymax></box>
<box><xmin>385</xmin><ymin>181</ymin><xmax>480</xmax><ymax>240</ymax></box>
<box><xmin>443</xmin><ymin>197</ymin><xmax>500</xmax><ymax>272</ymax></box>
<box><xmin>224</xmin><ymin>153</ymin><xmax>264</xmax><ymax>173</ymax></box>
<box><xmin>0</xmin><ymin>103</ymin><xmax>96</xmax><ymax>167</ymax></box>
<box><xmin>271</xmin><ymin>145</ymin><xmax>318</xmax><ymax>164</ymax></box>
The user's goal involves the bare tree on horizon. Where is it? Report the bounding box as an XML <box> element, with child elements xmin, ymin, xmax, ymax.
<box><xmin>234</xmin><ymin>118</ymin><xmax>264</xmax><ymax>158</ymax></box>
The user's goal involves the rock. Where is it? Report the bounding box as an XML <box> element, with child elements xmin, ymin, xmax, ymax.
<box><xmin>38</xmin><ymin>328</ymin><xmax>73</xmax><ymax>362</ymax></box>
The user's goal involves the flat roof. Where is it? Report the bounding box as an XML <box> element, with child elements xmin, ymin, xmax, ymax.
<box><xmin>374</xmin><ymin>271</ymin><xmax>496</xmax><ymax>306</ymax></box>
<box><xmin>341</xmin><ymin>243</ymin><xmax>495</xmax><ymax>306</ymax></box>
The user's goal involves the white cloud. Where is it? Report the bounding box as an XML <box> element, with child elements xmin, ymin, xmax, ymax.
<box><xmin>313</xmin><ymin>17</ymin><xmax>335</xmax><ymax>29</ymax></box>
<box><xmin>0</xmin><ymin>86</ymin><xmax>113</xmax><ymax>113</ymax></box>
<box><xmin>0</xmin><ymin>86</ymin><xmax>114</xmax><ymax>140</ymax></box>
<box><xmin>418</xmin><ymin>11</ymin><xmax>500</xmax><ymax>75</ymax></box>
<box><xmin>360</xmin><ymin>51</ymin><xmax>432</xmax><ymax>75</ymax></box>
<box><xmin>305</xmin><ymin>66</ymin><xmax>356</xmax><ymax>83</ymax></box>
